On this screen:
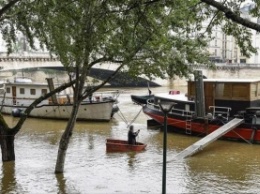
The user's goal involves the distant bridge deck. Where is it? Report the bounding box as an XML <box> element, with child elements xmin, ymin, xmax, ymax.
<box><xmin>0</xmin><ymin>56</ymin><xmax>260</xmax><ymax>87</ymax></box>
<box><xmin>0</xmin><ymin>56</ymin><xmax>160</xmax><ymax>87</ymax></box>
<box><xmin>191</xmin><ymin>63</ymin><xmax>260</xmax><ymax>70</ymax></box>
<box><xmin>1</xmin><ymin>56</ymin><xmax>260</xmax><ymax>71</ymax></box>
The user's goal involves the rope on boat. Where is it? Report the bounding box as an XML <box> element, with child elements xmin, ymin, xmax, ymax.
<box><xmin>115</xmin><ymin>104</ymin><xmax>129</xmax><ymax>125</ymax></box>
<box><xmin>231</xmin><ymin>130</ymin><xmax>252</xmax><ymax>144</ymax></box>
<box><xmin>115</xmin><ymin>105</ymin><xmax>143</xmax><ymax>128</ymax></box>
<box><xmin>127</xmin><ymin>107</ymin><xmax>143</xmax><ymax>127</ymax></box>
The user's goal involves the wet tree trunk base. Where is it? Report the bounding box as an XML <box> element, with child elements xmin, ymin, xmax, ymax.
<box><xmin>0</xmin><ymin>131</ymin><xmax>15</xmax><ymax>161</ymax></box>
<box><xmin>55</xmin><ymin>141</ymin><xmax>68</xmax><ymax>173</ymax></box>
<box><xmin>55</xmin><ymin>101</ymin><xmax>79</xmax><ymax>174</ymax></box>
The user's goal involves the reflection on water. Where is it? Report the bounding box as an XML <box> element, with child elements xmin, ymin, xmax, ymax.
<box><xmin>126</xmin><ymin>152</ymin><xmax>136</xmax><ymax>169</ymax></box>
<box><xmin>0</xmin><ymin>85</ymin><xmax>260</xmax><ymax>193</ymax></box>
<box><xmin>55</xmin><ymin>173</ymin><xmax>67</xmax><ymax>194</ymax></box>
<box><xmin>87</xmin><ymin>133</ymin><xmax>95</xmax><ymax>150</ymax></box>
<box><xmin>1</xmin><ymin>162</ymin><xmax>16</xmax><ymax>193</ymax></box>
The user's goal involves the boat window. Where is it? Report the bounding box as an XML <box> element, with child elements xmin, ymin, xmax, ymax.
<box><xmin>41</xmin><ymin>89</ymin><xmax>47</xmax><ymax>95</ymax></box>
<box><xmin>223</xmin><ymin>83</ymin><xmax>232</xmax><ymax>98</ymax></box>
<box><xmin>6</xmin><ymin>87</ymin><xmax>10</xmax><ymax>93</ymax></box>
<box><xmin>185</xmin><ymin>104</ymin><xmax>190</xmax><ymax>112</ymax></box>
<box><xmin>20</xmin><ymin>88</ymin><xmax>25</xmax><ymax>94</ymax></box>
<box><xmin>232</xmin><ymin>84</ymin><xmax>248</xmax><ymax>99</ymax></box>
<box><xmin>251</xmin><ymin>83</ymin><xmax>257</xmax><ymax>97</ymax></box>
<box><xmin>215</xmin><ymin>84</ymin><xmax>223</xmax><ymax>98</ymax></box>
<box><xmin>216</xmin><ymin>83</ymin><xmax>248</xmax><ymax>99</ymax></box>
<box><xmin>252</xmin><ymin>117</ymin><xmax>260</xmax><ymax>125</ymax></box>
<box><xmin>30</xmin><ymin>89</ymin><xmax>36</xmax><ymax>95</ymax></box>
<box><xmin>215</xmin><ymin>83</ymin><xmax>232</xmax><ymax>98</ymax></box>
<box><xmin>256</xmin><ymin>83</ymin><xmax>260</xmax><ymax>97</ymax></box>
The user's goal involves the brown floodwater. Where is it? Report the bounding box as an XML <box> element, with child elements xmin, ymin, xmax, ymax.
<box><xmin>1</xmin><ymin>77</ymin><xmax>260</xmax><ymax>193</ymax></box>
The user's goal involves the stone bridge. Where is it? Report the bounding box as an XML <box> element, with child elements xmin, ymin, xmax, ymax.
<box><xmin>0</xmin><ymin>56</ymin><xmax>160</xmax><ymax>87</ymax></box>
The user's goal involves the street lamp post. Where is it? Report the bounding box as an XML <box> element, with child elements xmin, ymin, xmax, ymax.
<box><xmin>159</xmin><ymin>102</ymin><xmax>176</xmax><ymax>194</ymax></box>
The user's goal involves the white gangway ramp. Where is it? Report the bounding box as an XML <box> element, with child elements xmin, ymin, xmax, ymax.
<box><xmin>173</xmin><ymin>118</ymin><xmax>244</xmax><ymax>159</ymax></box>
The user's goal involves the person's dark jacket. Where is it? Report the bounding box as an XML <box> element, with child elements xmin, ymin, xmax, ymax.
<box><xmin>128</xmin><ymin>129</ymin><xmax>140</xmax><ymax>145</ymax></box>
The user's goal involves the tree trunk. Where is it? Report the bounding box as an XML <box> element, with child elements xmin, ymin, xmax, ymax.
<box><xmin>55</xmin><ymin>102</ymin><xmax>80</xmax><ymax>173</ymax></box>
<box><xmin>0</xmin><ymin>129</ymin><xmax>15</xmax><ymax>161</ymax></box>
<box><xmin>0</xmin><ymin>81</ymin><xmax>76</xmax><ymax>163</ymax></box>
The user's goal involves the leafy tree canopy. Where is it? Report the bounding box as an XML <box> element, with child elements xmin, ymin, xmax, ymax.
<box><xmin>0</xmin><ymin>0</ymin><xmax>260</xmax><ymax>80</ymax></box>
<box><xmin>0</xmin><ymin>0</ymin><xmax>210</xmax><ymax>81</ymax></box>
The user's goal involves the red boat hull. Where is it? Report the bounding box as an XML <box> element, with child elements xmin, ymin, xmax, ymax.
<box><xmin>143</xmin><ymin>106</ymin><xmax>260</xmax><ymax>144</ymax></box>
<box><xmin>106</xmin><ymin>139</ymin><xmax>147</xmax><ymax>152</ymax></box>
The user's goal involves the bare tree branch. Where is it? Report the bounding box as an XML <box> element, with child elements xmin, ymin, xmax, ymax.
<box><xmin>201</xmin><ymin>0</ymin><xmax>260</xmax><ymax>32</ymax></box>
<box><xmin>0</xmin><ymin>0</ymin><xmax>20</xmax><ymax>18</ymax></box>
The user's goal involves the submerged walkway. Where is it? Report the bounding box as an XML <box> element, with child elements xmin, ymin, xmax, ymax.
<box><xmin>171</xmin><ymin>118</ymin><xmax>244</xmax><ymax>160</ymax></box>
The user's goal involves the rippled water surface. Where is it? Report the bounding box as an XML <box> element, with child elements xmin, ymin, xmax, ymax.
<box><xmin>1</xmin><ymin>84</ymin><xmax>260</xmax><ymax>194</ymax></box>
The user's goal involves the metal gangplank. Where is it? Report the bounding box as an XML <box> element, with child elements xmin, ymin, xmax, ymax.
<box><xmin>173</xmin><ymin>118</ymin><xmax>244</xmax><ymax>159</ymax></box>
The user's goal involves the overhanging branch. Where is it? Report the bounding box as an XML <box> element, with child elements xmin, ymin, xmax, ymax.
<box><xmin>201</xmin><ymin>0</ymin><xmax>260</xmax><ymax>32</ymax></box>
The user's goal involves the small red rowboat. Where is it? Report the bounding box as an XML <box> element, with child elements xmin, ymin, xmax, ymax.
<box><xmin>106</xmin><ymin>138</ymin><xmax>147</xmax><ymax>152</ymax></box>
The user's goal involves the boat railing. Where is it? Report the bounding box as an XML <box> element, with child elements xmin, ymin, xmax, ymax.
<box><xmin>171</xmin><ymin>108</ymin><xmax>195</xmax><ymax>117</ymax></box>
<box><xmin>147</xmin><ymin>100</ymin><xmax>160</xmax><ymax>110</ymax></box>
<box><xmin>79</xmin><ymin>90</ymin><xmax>122</xmax><ymax>104</ymax></box>
<box><xmin>92</xmin><ymin>90</ymin><xmax>122</xmax><ymax>102</ymax></box>
<box><xmin>147</xmin><ymin>100</ymin><xmax>196</xmax><ymax>116</ymax></box>
<box><xmin>13</xmin><ymin>100</ymin><xmax>47</xmax><ymax>107</ymax></box>
<box><xmin>209</xmin><ymin>106</ymin><xmax>231</xmax><ymax>120</ymax></box>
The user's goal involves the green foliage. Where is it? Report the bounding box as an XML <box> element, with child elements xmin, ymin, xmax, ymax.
<box><xmin>198</xmin><ymin>0</ymin><xmax>257</xmax><ymax>57</ymax></box>
<box><xmin>3</xmin><ymin>0</ymin><xmax>211</xmax><ymax>80</ymax></box>
<box><xmin>1</xmin><ymin>0</ymin><xmax>260</xmax><ymax>80</ymax></box>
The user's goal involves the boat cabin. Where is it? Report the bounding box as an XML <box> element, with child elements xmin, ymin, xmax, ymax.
<box><xmin>0</xmin><ymin>78</ymin><xmax>72</xmax><ymax>106</ymax></box>
<box><xmin>0</xmin><ymin>77</ymin><xmax>119</xmax><ymax>107</ymax></box>
<box><xmin>187</xmin><ymin>78</ymin><xmax>260</xmax><ymax>116</ymax></box>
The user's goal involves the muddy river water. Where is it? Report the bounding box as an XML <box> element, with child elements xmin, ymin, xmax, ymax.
<box><xmin>1</xmin><ymin>69</ymin><xmax>260</xmax><ymax>193</ymax></box>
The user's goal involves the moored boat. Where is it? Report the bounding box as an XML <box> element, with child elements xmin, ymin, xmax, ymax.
<box><xmin>0</xmin><ymin>77</ymin><xmax>120</xmax><ymax>121</ymax></box>
<box><xmin>143</xmin><ymin>70</ymin><xmax>260</xmax><ymax>144</ymax></box>
<box><xmin>106</xmin><ymin>138</ymin><xmax>147</xmax><ymax>152</ymax></box>
<box><xmin>131</xmin><ymin>94</ymin><xmax>154</xmax><ymax>105</ymax></box>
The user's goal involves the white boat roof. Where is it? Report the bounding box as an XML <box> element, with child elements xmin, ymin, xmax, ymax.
<box><xmin>191</xmin><ymin>78</ymin><xmax>260</xmax><ymax>83</ymax></box>
<box><xmin>5</xmin><ymin>81</ymin><xmax>48</xmax><ymax>86</ymax></box>
<box><xmin>2</xmin><ymin>77</ymin><xmax>61</xmax><ymax>87</ymax></box>
<box><xmin>155</xmin><ymin>93</ymin><xmax>192</xmax><ymax>102</ymax></box>
<box><xmin>15</xmin><ymin>78</ymin><xmax>32</xmax><ymax>83</ymax></box>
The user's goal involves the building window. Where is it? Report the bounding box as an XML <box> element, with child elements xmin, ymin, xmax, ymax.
<box><xmin>41</xmin><ymin>89</ymin><xmax>47</xmax><ymax>95</ymax></box>
<box><xmin>20</xmin><ymin>88</ymin><xmax>25</xmax><ymax>94</ymax></box>
<box><xmin>240</xmin><ymin>59</ymin><xmax>246</xmax><ymax>63</ymax></box>
<box><xmin>6</xmin><ymin>87</ymin><xmax>10</xmax><ymax>93</ymax></box>
<box><xmin>30</xmin><ymin>89</ymin><xmax>36</xmax><ymax>95</ymax></box>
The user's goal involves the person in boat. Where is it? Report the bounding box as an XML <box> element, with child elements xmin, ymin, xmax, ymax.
<box><xmin>128</xmin><ymin>125</ymin><xmax>140</xmax><ymax>145</ymax></box>
<box><xmin>148</xmin><ymin>88</ymin><xmax>152</xmax><ymax>96</ymax></box>
<box><xmin>88</xmin><ymin>93</ymin><xmax>93</xmax><ymax>103</ymax></box>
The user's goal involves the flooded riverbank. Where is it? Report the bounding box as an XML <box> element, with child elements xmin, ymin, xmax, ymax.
<box><xmin>0</xmin><ymin>86</ymin><xmax>260</xmax><ymax>193</ymax></box>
